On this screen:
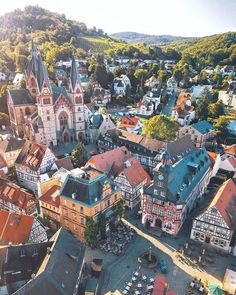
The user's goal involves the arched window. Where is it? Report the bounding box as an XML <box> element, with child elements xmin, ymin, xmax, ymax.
<box><xmin>31</xmin><ymin>78</ymin><xmax>36</xmax><ymax>87</ymax></box>
<box><xmin>78</xmin><ymin>107</ymin><xmax>81</xmax><ymax>112</ymax></box>
<box><xmin>75</xmin><ymin>96</ymin><xmax>82</xmax><ymax>104</ymax></box>
<box><xmin>59</xmin><ymin>111</ymin><xmax>69</xmax><ymax>130</ymax></box>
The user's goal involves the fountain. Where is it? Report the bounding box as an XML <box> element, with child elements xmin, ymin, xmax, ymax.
<box><xmin>138</xmin><ymin>246</ymin><xmax>158</xmax><ymax>269</ymax></box>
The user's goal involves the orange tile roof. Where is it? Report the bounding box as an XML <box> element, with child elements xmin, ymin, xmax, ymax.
<box><xmin>228</xmin><ymin>157</ymin><xmax>236</xmax><ymax>169</ymax></box>
<box><xmin>123</xmin><ymin>157</ymin><xmax>151</xmax><ymax>188</ymax></box>
<box><xmin>176</xmin><ymin>91</ymin><xmax>192</xmax><ymax>105</ymax></box>
<box><xmin>119</xmin><ymin>117</ymin><xmax>139</xmax><ymax>128</ymax></box>
<box><xmin>0</xmin><ymin>210</ymin><xmax>34</xmax><ymax>244</ymax></box>
<box><xmin>207</xmin><ymin>151</ymin><xmax>218</xmax><ymax>164</ymax></box>
<box><xmin>225</xmin><ymin>144</ymin><xmax>236</xmax><ymax>156</ymax></box>
<box><xmin>39</xmin><ymin>185</ymin><xmax>61</xmax><ymax>208</ymax></box>
<box><xmin>0</xmin><ymin>181</ymin><xmax>36</xmax><ymax>210</ymax></box>
<box><xmin>210</xmin><ymin>179</ymin><xmax>236</xmax><ymax>228</ymax></box>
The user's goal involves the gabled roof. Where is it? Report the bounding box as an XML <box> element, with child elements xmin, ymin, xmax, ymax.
<box><xmin>122</xmin><ymin>157</ymin><xmax>151</xmax><ymax>188</ymax></box>
<box><xmin>86</xmin><ymin>146</ymin><xmax>132</xmax><ymax>176</ymax></box>
<box><xmin>209</xmin><ymin>179</ymin><xmax>236</xmax><ymax>229</ymax></box>
<box><xmin>207</xmin><ymin>151</ymin><xmax>218</xmax><ymax>164</ymax></box>
<box><xmin>12</xmin><ymin>229</ymin><xmax>85</xmax><ymax>295</ymax></box>
<box><xmin>52</xmin><ymin>86</ymin><xmax>71</xmax><ymax>104</ymax></box>
<box><xmin>0</xmin><ymin>181</ymin><xmax>36</xmax><ymax>210</ymax></box>
<box><xmin>227</xmin><ymin>157</ymin><xmax>236</xmax><ymax>169</ymax></box>
<box><xmin>90</xmin><ymin>114</ymin><xmax>104</xmax><ymax>129</ymax></box>
<box><xmin>55</xmin><ymin>156</ymin><xmax>73</xmax><ymax>171</ymax></box>
<box><xmin>15</xmin><ymin>141</ymin><xmax>52</xmax><ymax>171</ymax></box>
<box><xmin>191</xmin><ymin>120</ymin><xmax>214</xmax><ymax>135</ymax></box>
<box><xmin>8</xmin><ymin>89</ymin><xmax>36</xmax><ymax>106</ymax></box>
<box><xmin>39</xmin><ymin>185</ymin><xmax>61</xmax><ymax>208</ymax></box>
<box><xmin>0</xmin><ymin>210</ymin><xmax>34</xmax><ymax>244</ymax></box>
<box><xmin>0</xmin><ymin>137</ymin><xmax>26</xmax><ymax>153</ymax></box>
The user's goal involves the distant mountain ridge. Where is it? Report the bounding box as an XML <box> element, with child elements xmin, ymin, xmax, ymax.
<box><xmin>110</xmin><ymin>31</ymin><xmax>196</xmax><ymax>44</ymax></box>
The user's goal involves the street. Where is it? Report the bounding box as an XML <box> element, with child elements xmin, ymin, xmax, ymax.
<box><xmin>162</xmin><ymin>90</ymin><xmax>177</xmax><ymax>116</ymax></box>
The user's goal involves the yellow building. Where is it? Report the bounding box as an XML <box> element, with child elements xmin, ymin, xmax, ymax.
<box><xmin>60</xmin><ymin>167</ymin><xmax>121</xmax><ymax>242</ymax></box>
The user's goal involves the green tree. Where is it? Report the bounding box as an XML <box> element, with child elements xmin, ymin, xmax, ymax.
<box><xmin>95</xmin><ymin>64</ymin><xmax>109</xmax><ymax>88</ymax></box>
<box><xmin>0</xmin><ymin>85</ymin><xmax>8</xmax><ymax>114</ymax></box>
<box><xmin>134</xmin><ymin>69</ymin><xmax>148</xmax><ymax>90</ymax></box>
<box><xmin>143</xmin><ymin>115</ymin><xmax>179</xmax><ymax>141</ymax></box>
<box><xmin>71</xmin><ymin>143</ymin><xmax>87</xmax><ymax>168</ymax></box>
<box><xmin>84</xmin><ymin>217</ymin><xmax>98</xmax><ymax>247</ymax></box>
<box><xmin>213</xmin><ymin>116</ymin><xmax>230</xmax><ymax>140</ymax></box>
<box><xmin>208</xmin><ymin>100</ymin><xmax>225</xmax><ymax>119</ymax></box>
<box><xmin>115</xmin><ymin>199</ymin><xmax>125</xmax><ymax>221</ymax></box>
<box><xmin>97</xmin><ymin>213</ymin><xmax>106</xmax><ymax>240</ymax></box>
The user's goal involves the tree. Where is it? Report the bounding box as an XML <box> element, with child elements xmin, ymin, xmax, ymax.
<box><xmin>94</xmin><ymin>64</ymin><xmax>109</xmax><ymax>88</ymax></box>
<box><xmin>97</xmin><ymin>213</ymin><xmax>106</xmax><ymax>240</ymax></box>
<box><xmin>213</xmin><ymin>116</ymin><xmax>230</xmax><ymax>140</ymax></box>
<box><xmin>71</xmin><ymin>143</ymin><xmax>87</xmax><ymax>168</ymax></box>
<box><xmin>195</xmin><ymin>98</ymin><xmax>209</xmax><ymax>120</ymax></box>
<box><xmin>143</xmin><ymin>115</ymin><xmax>179</xmax><ymax>141</ymax></box>
<box><xmin>84</xmin><ymin>217</ymin><xmax>98</xmax><ymax>247</ymax></box>
<box><xmin>134</xmin><ymin>69</ymin><xmax>148</xmax><ymax>90</ymax></box>
<box><xmin>208</xmin><ymin>100</ymin><xmax>225</xmax><ymax>119</ymax></box>
<box><xmin>115</xmin><ymin>199</ymin><xmax>125</xmax><ymax>221</ymax></box>
<box><xmin>0</xmin><ymin>113</ymin><xmax>10</xmax><ymax>126</ymax></box>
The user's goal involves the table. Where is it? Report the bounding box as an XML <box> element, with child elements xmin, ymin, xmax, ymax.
<box><xmin>147</xmin><ymin>285</ymin><xmax>153</xmax><ymax>290</ymax></box>
<box><xmin>137</xmin><ymin>283</ymin><xmax>142</xmax><ymax>288</ymax></box>
<box><xmin>150</xmin><ymin>278</ymin><xmax>154</xmax><ymax>283</ymax></box>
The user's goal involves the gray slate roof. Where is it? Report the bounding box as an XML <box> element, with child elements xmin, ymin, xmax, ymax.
<box><xmin>13</xmin><ymin>229</ymin><xmax>85</xmax><ymax>295</ymax></box>
<box><xmin>52</xmin><ymin>86</ymin><xmax>72</xmax><ymax>104</ymax></box>
<box><xmin>191</xmin><ymin>120</ymin><xmax>214</xmax><ymax>135</ymax></box>
<box><xmin>8</xmin><ymin>89</ymin><xmax>36</xmax><ymax>106</ymax></box>
<box><xmin>0</xmin><ymin>137</ymin><xmax>26</xmax><ymax>153</ymax></box>
<box><xmin>70</xmin><ymin>56</ymin><xmax>79</xmax><ymax>91</ymax></box>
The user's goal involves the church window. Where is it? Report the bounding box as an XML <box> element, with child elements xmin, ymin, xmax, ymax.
<box><xmin>78</xmin><ymin>107</ymin><xmax>81</xmax><ymax>111</ymax></box>
<box><xmin>75</xmin><ymin>96</ymin><xmax>82</xmax><ymax>104</ymax></box>
<box><xmin>78</xmin><ymin>117</ymin><xmax>81</xmax><ymax>121</ymax></box>
<box><xmin>31</xmin><ymin>78</ymin><xmax>36</xmax><ymax>87</ymax></box>
<box><xmin>59</xmin><ymin>111</ymin><xmax>69</xmax><ymax>130</ymax></box>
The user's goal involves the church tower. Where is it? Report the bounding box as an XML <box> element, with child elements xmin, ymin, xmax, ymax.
<box><xmin>26</xmin><ymin>41</ymin><xmax>57</xmax><ymax>146</ymax></box>
<box><xmin>68</xmin><ymin>56</ymin><xmax>86</xmax><ymax>141</ymax></box>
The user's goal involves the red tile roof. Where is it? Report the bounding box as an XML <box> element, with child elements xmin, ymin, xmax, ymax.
<box><xmin>210</xmin><ymin>178</ymin><xmax>236</xmax><ymax>229</ymax></box>
<box><xmin>0</xmin><ymin>181</ymin><xmax>36</xmax><ymax>210</ymax></box>
<box><xmin>119</xmin><ymin>117</ymin><xmax>139</xmax><ymax>128</ymax></box>
<box><xmin>0</xmin><ymin>210</ymin><xmax>34</xmax><ymax>244</ymax></box>
<box><xmin>39</xmin><ymin>185</ymin><xmax>61</xmax><ymax>208</ymax></box>
<box><xmin>225</xmin><ymin>144</ymin><xmax>236</xmax><ymax>156</ymax></box>
<box><xmin>228</xmin><ymin>157</ymin><xmax>236</xmax><ymax>169</ymax></box>
<box><xmin>86</xmin><ymin>146</ymin><xmax>132</xmax><ymax>176</ymax></box>
<box><xmin>207</xmin><ymin>151</ymin><xmax>218</xmax><ymax>164</ymax></box>
<box><xmin>123</xmin><ymin>157</ymin><xmax>151</xmax><ymax>188</ymax></box>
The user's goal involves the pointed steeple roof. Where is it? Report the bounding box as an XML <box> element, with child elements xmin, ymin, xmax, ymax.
<box><xmin>70</xmin><ymin>55</ymin><xmax>81</xmax><ymax>92</ymax></box>
<box><xmin>25</xmin><ymin>40</ymin><xmax>39</xmax><ymax>77</ymax></box>
<box><xmin>37</xmin><ymin>54</ymin><xmax>52</xmax><ymax>93</ymax></box>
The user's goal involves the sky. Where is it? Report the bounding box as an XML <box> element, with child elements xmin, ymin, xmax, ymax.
<box><xmin>0</xmin><ymin>0</ymin><xmax>236</xmax><ymax>37</ymax></box>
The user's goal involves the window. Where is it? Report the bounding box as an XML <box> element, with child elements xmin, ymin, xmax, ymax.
<box><xmin>47</xmin><ymin>116</ymin><xmax>50</xmax><ymax>121</ymax></box>
<box><xmin>72</xmin><ymin>203</ymin><xmax>76</xmax><ymax>210</ymax></box>
<box><xmin>196</xmin><ymin>221</ymin><xmax>201</xmax><ymax>228</ymax></box>
<box><xmin>176</xmin><ymin>213</ymin><xmax>181</xmax><ymax>221</ymax></box>
<box><xmin>105</xmin><ymin>199</ymin><xmax>110</xmax><ymax>208</ymax></box>
<box><xmin>59</xmin><ymin>111</ymin><xmax>68</xmax><ymax>130</ymax></box>
<box><xmin>114</xmin><ymin>194</ymin><xmax>117</xmax><ymax>201</ymax></box>
<box><xmin>209</xmin><ymin>225</ymin><xmax>214</xmax><ymax>232</ymax></box>
<box><xmin>80</xmin><ymin>207</ymin><xmax>84</xmax><ymax>214</ymax></box>
<box><xmin>78</xmin><ymin>117</ymin><xmax>81</xmax><ymax>121</ymax></box>
<box><xmin>167</xmin><ymin>211</ymin><xmax>173</xmax><ymax>217</ymax></box>
<box><xmin>65</xmin><ymin>220</ymin><xmax>69</xmax><ymax>229</ymax></box>
<box><xmin>160</xmin><ymin>191</ymin><xmax>165</xmax><ymax>197</ymax></box>
<box><xmin>78</xmin><ymin>107</ymin><xmax>81</xmax><ymax>111</ymax></box>
<box><xmin>64</xmin><ymin>209</ymin><xmax>68</xmax><ymax>217</ymax></box>
<box><xmin>43</xmin><ymin>98</ymin><xmax>51</xmax><ymax>104</ymax></box>
<box><xmin>81</xmin><ymin>217</ymin><xmax>85</xmax><ymax>225</ymax></box>
<box><xmin>158</xmin><ymin>209</ymin><xmax>164</xmax><ymax>217</ymax></box>
<box><xmin>74</xmin><ymin>224</ymin><xmax>78</xmax><ymax>231</ymax></box>
<box><xmin>95</xmin><ymin>207</ymin><xmax>99</xmax><ymax>214</ymax></box>
<box><xmin>72</xmin><ymin>213</ymin><xmax>77</xmax><ymax>221</ymax></box>
<box><xmin>157</xmin><ymin>181</ymin><xmax>163</xmax><ymax>187</ymax></box>
<box><xmin>154</xmin><ymin>189</ymin><xmax>158</xmax><ymax>195</ymax></box>
<box><xmin>64</xmin><ymin>200</ymin><xmax>67</xmax><ymax>206</ymax></box>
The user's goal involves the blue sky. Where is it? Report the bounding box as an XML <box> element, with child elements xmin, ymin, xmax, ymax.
<box><xmin>1</xmin><ymin>0</ymin><xmax>236</xmax><ymax>37</ymax></box>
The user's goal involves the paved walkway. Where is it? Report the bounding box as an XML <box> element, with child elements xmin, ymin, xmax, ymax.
<box><xmin>122</xmin><ymin>218</ymin><xmax>223</xmax><ymax>287</ymax></box>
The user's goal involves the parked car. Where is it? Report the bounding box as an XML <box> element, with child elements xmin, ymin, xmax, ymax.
<box><xmin>160</xmin><ymin>258</ymin><xmax>167</xmax><ymax>273</ymax></box>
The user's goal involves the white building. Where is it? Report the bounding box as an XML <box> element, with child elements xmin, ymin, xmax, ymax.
<box><xmin>113</xmin><ymin>75</ymin><xmax>131</xmax><ymax>95</ymax></box>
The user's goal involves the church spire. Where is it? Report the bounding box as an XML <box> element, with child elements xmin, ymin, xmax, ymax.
<box><xmin>69</xmin><ymin>55</ymin><xmax>81</xmax><ymax>92</ymax></box>
<box><xmin>37</xmin><ymin>53</ymin><xmax>52</xmax><ymax>93</ymax></box>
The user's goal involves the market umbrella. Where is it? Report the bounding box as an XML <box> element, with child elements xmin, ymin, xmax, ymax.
<box><xmin>208</xmin><ymin>282</ymin><xmax>223</xmax><ymax>295</ymax></box>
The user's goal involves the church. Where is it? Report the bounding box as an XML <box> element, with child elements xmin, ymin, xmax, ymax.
<box><xmin>8</xmin><ymin>42</ymin><xmax>87</xmax><ymax>146</ymax></box>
